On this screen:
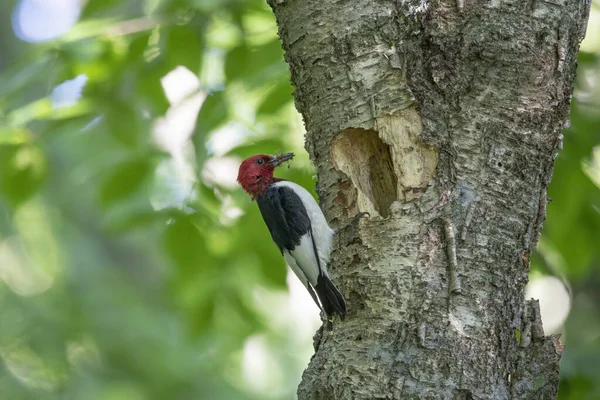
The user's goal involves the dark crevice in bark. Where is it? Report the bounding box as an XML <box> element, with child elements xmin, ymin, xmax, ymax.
<box><xmin>331</xmin><ymin>128</ymin><xmax>398</xmax><ymax>218</ymax></box>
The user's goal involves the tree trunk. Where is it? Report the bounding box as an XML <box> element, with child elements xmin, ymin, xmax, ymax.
<box><xmin>267</xmin><ymin>0</ymin><xmax>590</xmax><ymax>399</ymax></box>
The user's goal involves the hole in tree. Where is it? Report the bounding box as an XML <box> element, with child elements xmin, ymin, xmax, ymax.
<box><xmin>331</xmin><ymin>128</ymin><xmax>398</xmax><ymax>218</ymax></box>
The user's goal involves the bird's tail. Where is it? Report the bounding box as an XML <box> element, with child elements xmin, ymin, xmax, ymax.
<box><xmin>315</xmin><ymin>274</ymin><xmax>347</xmax><ymax>319</ymax></box>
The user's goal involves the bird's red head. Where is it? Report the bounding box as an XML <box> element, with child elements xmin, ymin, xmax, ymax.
<box><xmin>237</xmin><ymin>152</ymin><xmax>294</xmax><ymax>199</ymax></box>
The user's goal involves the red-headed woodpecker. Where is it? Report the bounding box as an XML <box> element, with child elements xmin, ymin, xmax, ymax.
<box><xmin>237</xmin><ymin>152</ymin><xmax>347</xmax><ymax>318</ymax></box>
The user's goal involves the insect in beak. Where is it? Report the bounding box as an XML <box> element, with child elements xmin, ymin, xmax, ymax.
<box><xmin>269</xmin><ymin>152</ymin><xmax>295</xmax><ymax>167</ymax></box>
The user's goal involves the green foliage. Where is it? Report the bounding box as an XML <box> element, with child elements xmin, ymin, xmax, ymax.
<box><xmin>0</xmin><ymin>144</ymin><xmax>47</xmax><ymax>207</ymax></box>
<box><xmin>195</xmin><ymin>91</ymin><xmax>228</xmax><ymax>136</ymax></box>
<box><xmin>0</xmin><ymin>0</ymin><xmax>305</xmax><ymax>398</ymax></box>
<box><xmin>535</xmin><ymin>51</ymin><xmax>600</xmax><ymax>400</ymax></box>
<box><xmin>0</xmin><ymin>0</ymin><xmax>598</xmax><ymax>399</ymax></box>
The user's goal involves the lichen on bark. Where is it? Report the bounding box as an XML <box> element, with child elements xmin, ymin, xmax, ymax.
<box><xmin>267</xmin><ymin>0</ymin><xmax>590</xmax><ymax>398</ymax></box>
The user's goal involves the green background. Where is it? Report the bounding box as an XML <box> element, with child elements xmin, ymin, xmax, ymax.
<box><xmin>0</xmin><ymin>0</ymin><xmax>599</xmax><ymax>398</ymax></box>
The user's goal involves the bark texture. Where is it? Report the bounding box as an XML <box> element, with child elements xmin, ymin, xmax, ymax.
<box><xmin>267</xmin><ymin>0</ymin><xmax>589</xmax><ymax>399</ymax></box>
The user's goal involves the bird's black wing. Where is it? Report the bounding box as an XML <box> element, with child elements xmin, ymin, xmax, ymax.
<box><xmin>256</xmin><ymin>183</ymin><xmax>311</xmax><ymax>252</ymax></box>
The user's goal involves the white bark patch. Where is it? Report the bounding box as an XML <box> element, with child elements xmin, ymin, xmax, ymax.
<box><xmin>376</xmin><ymin>107</ymin><xmax>438</xmax><ymax>203</ymax></box>
<box><xmin>449</xmin><ymin>305</ymin><xmax>482</xmax><ymax>337</ymax></box>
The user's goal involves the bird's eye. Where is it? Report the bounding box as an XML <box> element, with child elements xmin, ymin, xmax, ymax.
<box><xmin>257</xmin><ymin>159</ymin><xmax>264</xmax><ymax>165</ymax></box>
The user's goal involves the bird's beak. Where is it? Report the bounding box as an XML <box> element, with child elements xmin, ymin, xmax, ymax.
<box><xmin>269</xmin><ymin>152</ymin><xmax>295</xmax><ymax>167</ymax></box>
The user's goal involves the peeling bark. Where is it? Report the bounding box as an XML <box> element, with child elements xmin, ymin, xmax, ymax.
<box><xmin>267</xmin><ymin>0</ymin><xmax>590</xmax><ymax>398</ymax></box>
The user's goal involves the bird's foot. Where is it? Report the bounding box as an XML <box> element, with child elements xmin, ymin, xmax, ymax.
<box><xmin>336</xmin><ymin>211</ymin><xmax>370</xmax><ymax>234</ymax></box>
<box><xmin>320</xmin><ymin>311</ymin><xmax>334</xmax><ymax>330</ymax></box>
<box><xmin>312</xmin><ymin>325</ymin><xmax>325</xmax><ymax>352</ymax></box>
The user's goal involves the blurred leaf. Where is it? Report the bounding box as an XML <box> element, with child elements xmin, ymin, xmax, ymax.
<box><xmin>127</xmin><ymin>32</ymin><xmax>153</xmax><ymax>61</ymax></box>
<box><xmin>195</xmin><ymin>91</ymin><xmax>228</xmax><ymax>133</ymax></box>
<box><xmin>80</xmin><ymin>0</ymin><xmax>123</xmax><ymax>18</ymax></box>
<box><xmin>224</xmin><ymin>45</ymin><xmax>250</xmax><ymax>82</ymax></box>
<box><xmin>190</xmin><ymin>295</ymin><xmax>216</xmax><ymax>334</ymax></box>
<box><xmin>193</xmin><ymin>91</ymin><xmax>228</xmax><ymax>161</ymax></box>
<box><xmin>106</xmin><ymin>207</ymin><xmax>180</xmax><ymax>232</ymax></box>
<box><xmin>224</xmin><ymin>39</ymin><xmax>284</xmax><ymax>84</ymax></box>
<box><xmin>100</xmin><ymin>158</ymin><xmax>154</xmax><ymax>206</ymax></box>
<box><xmin>7</xmin><ymin>98</ymin><xmax>53</xmax><ymax>126</ymax></box>
<box><xmin>163</xmin><ymin>24</ymin><xmax>205</xmax><ymax>74</ymax></box>
<box><xmin>195</xmin><ymin>182</ymin><xmax>221</xmax><ymax>215</ymax></box>
<box><xmin>238</xmin><ymin>209</ymin><xmax>287</xmax><ymax>288</ymax></box>
<box><xmin>0</xmin><ymin>54</ymin><xmax>55</xmax><ymax>99</ymax></box>
<box><xmin>257</xmin><ymin>81</ymin><xmax>293</xmax><ymax>116</ymax></box>
<box><xmin>226</xmin><ymin>137</ymin><xmax>287</xmax><ymax>159</ymax></box>
<box><xmin>134</xmin><ymin>64</ymin><xmax>171</xmax><ymax>116</ymax></box>
<box><xmin>188</xmin><ymin>0</ymin><xmax>249</xmax><ymax>11</ymax></box>
<box><xmin>163</xmin><ymin>212</ymin><xmax>208</xmax><ymax>275</ymax></box>
<box><xmin>0</xmin><ymin>144</ymin><xmax>47</xmax><ymax>207</ymax></box>
<box><xmin>103</xmin><ymin>102</ymin><xmax>151</xmax><ymax>148</ymax></box>
<box><xmin>545</xmin><ymin>105</ymin><xmax>600</xmax><ymax>279</ymax></box>
<box><xmin>61</xmin><ymin>37</ymin><xmax>113</xmax><ymax>65</ymax></box>
<box><xmin>0</xmin><ymin>127</ymin><xmax>31</xmax><ymax>145</ymax></box>
<box><xmin>230</xmin><ymin>291</ymin><xmax>262</xmax><ymax>330</ymax></box>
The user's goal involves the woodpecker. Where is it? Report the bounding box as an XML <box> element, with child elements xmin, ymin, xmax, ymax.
<box><xmin>237</xmin><ymin>152</ymin><xmax>356</xmax><ymax>318</ymax></box>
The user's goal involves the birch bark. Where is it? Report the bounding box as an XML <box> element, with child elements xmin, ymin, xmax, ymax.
<box><xmin>267</xmin><ymin>0</ymin><xmax>590</xmax><ymax>398</ymax></box>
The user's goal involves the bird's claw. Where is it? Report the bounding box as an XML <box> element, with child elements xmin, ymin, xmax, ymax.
<box><xmin>350</xmin><ymin>211</ymin><xmax>370</xmax><ymax>224</ymax></box>
<box><xmin>336</xmin><ymin>211</ymin><xmax>370</xmax><ymax>234</ymax></box>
